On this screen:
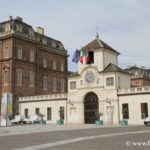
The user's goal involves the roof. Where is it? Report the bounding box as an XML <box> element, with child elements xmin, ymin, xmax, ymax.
<box><xmin>82</xmin><ymin>37</ymin><xmax>120</xmax><ymax>55</ymax></box>
<box><xmin>102</xmin><ymin>63</ymin><xmax>130</xmax><ymax>75</ymax></box>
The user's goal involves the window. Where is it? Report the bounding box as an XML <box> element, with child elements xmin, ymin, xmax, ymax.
<box><xmin>3</xmin><ymin>70</ymin><xmax>9</xmax><ymax>85</ymax></box>
<box><xmin>24</xmin><ymin>108</ymin><xmax>28</xmax><ymax>117</ymax></box>
<box><xmin>59</xmin><ymin>107</ymin><xmax>64</xmax><ymax>120</ymax></box>
<box><xmin>70</xmin><ymin>81</ymin><xmax>76</xmax><ymax>89</ymax></box>
<box><xmin>135</xmin><ymin>71</ymin><xmax>139</xmax><ymax>77</ymax></box>
<box><xmin>61</xmin><ymin>62</ymin><xmax>64</xmax><ymax>71</ymax></box>
<box><xmin>106</xmin><ymin>77</ymin><xmax>114</xmax><ymax>86</ymax></box>
<box><xmin>16</xmin><ymin>69</ymin><xmax>23</xmax><ymax>85</ymax></box>
<box><xmin>30</xmin><ymin>49</ymin><xmax>34</xmax><ymax>62</ymax></box>
<box><xmin>122</xmin><ymin>104</ymin><xmax>129</xmax><ymax>119</ymax></box>
<box><xmin>5</xmin><ymin>24</ymin><xmax>10</xmax><ymax>32</ymax></box>
<box><xmin>43</xmin><ymin>76</ymin><xmax>48</xmax><ymax>90</ymax></box>
<box><xmin>61</xmin><ymin>79</ymin><xmax>65</xmax><ymax>92</ymax></box>
<box><xmin>17</xmin><ymin>47</ymin><xmax>22</xmax><ymax>59</ymax></box>
<box><xmin>42</xmin><ymin>38</ymin><xmax>47</xmax><ymax>45</ymax></box>
<box><xmin>35</xmin><ymin>108</ymin><xmax>40</xmax><ymax>115</ymax></box>
<box><xmin>53</xmin><ymin>61</ymin><xmax>56</xmax><ymax>70</ymax></box>
<box><xmin>3</xmin><ymin>47</ymin><xmax>9</xmax><ymax>58</ymax></box>
<box><xmin>52</xmin><ymin>41</ymin><xmax>56</xmax><ymax>48</ymax></box>
<box><xmin>141</xmin><ymin>103</ymin><xmax>148</xmax><ymax>119</ymax></box>
<box><xmin>16</xmin><ymin>25</ymin><xmax>22</xmax><ymax>32</ymax></box>
<box><xmin>47</xmin><ymin>107</ymin><xmax>52</xmax><ymax>120</ymax></box>
<box><xmin>43</xmin><ymin>58</ymin><xmax>47</xmax><ymax>68</ymax></box>
<box><xmin>86</xmin><ymin>51</ymin><xmax>94</xmax><ymax>64</ymax></box>
<box><xmin>59</xmin><ymin>44</ymin><xmax>64</xmax><ymax>50</ymax></box>
<box><xmin>28</xmin><ymin>28</ymin><xmax>34</xmax><ymax>36</ymax></box>
<box><xmin>53</xmin><ymin>77</ymin><xmax>57</xmax><ymax>92</ymax></box>
<box><xmin>29</xmin><ymin>71</ymin><xmax>35</xmax><ymax>87</ymax></box>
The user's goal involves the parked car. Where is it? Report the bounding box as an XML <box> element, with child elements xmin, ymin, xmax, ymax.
<box><xmin>23</xmin><ymin>115</ymin><xmax>40</xmax><ymax>124</ymax></box>
<box><xmin>11</xmin><ymin>115</ymin><xmax>25</xmax><ymax>125</ymax></box>
<box><xmin>144</xmin><ymin>117</ymin><xmax>150</xmax><ymax>126</ymax></box>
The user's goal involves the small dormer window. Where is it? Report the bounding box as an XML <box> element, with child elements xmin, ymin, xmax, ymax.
<box><xmin>5</xmin><ymin>24</ymin><xmax>10</xmax><ymax>32</ymax></box>
<box><xmin>29</xmin><ymin>28</ymin><xmax>34</xmax><ymax>36</ymax></box>
<box><xmin>42</xmin><ymin>38</ymin><xmax>47</xmax><ymax>45</ymax></box>
<box><xmin>52</xmin><ymin>41</ymin><xmax>56</xmax><ymax>48</ymax></box>
<box><xmin>16</xmin><ymin>24</ymin><xmax>22</xmax><ymax>32</ymax></box>
<box><xmin>59</xmin><ymin>44</ymin><xmax>64</xmax><ymax>50</ymax></box>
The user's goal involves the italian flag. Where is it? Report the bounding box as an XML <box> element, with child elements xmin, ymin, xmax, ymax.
<box><xmin>80</xmin><ymin>48</ymin><xmax>86</xmax><ymax>64</ymax></box>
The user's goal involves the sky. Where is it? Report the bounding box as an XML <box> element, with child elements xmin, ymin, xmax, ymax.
<box><xmin>0</xmin><ymin>0</ymin><xmax>150</xmax><ymax>71</ymax></box>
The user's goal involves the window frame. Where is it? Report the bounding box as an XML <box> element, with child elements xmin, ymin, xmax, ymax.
<box><xmin>53</xmin><ymin>77</ymin><xmax>57</xmax><ymax>92</ymax></box>
<box><xmin>17</xmin><ymin>47</ymin><xmax>22</xmax><ymax>59</ymax></box>
<box><xmin>61</xmin><ymin>79</ymin><xmax>65</xmax><ymax>92</ymax></box>
<box><xmin>141</xmin><ymin>103</ymin><xmax>148</xmax><ymax>119</ymax></box>
<box><xmin>43</xmin><ymin>76</ymin><xmax>48</xmax><ymax>90</ymax></box>
<box><xmin>16</xmin><ymin>69</ymin><xmax>23</xmax><ymax>86</ymax></box>
<box><xmin>29</xmin><ymin>49</ymin><xmax>35</xmax><ymax>62</ymax></box>
<box><xmin>106</xmin><ymin>77</ymin><xmax>114</xmax><ymax>86</ymax></box>
<box><xmin>2</xmin><ymin>69</ymin><xmax>9</xmax><ymax>85</ymax></box>
<box><xmin>47</xmin><ymin>107</ymin><xmax>52</xmax><ymax>120</ymax></box>
<box><xmin>29</xmin><ymin>71</ymin><xmax>35</xmax><ymax>87</ymax></box>
<box><xmin>70</xmin><ymin>81</ymin><xmax>76</xmax><ymax>89</ymax></box>
<box><xmin>122</xmin><ymin>103</ymin><xmax>129</xmax><ymax>119</ymax></box>
<box><xmin>3</xmin><ymin>47</ymin><xmax>9</xmax><ymax>59</ymax></box>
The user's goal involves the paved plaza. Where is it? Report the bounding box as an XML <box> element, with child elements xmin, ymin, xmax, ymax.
<box><xmin>0</xmin><ymin>124</ymin><xmax>150</xmax><ymax>150</ymax></box>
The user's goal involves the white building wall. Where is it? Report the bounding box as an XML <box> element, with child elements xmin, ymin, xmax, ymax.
<box><xmin>116</xmin><ymin>73</ymin><xmax>131</xmax><ymax>89</ymax></box>
<box><xmin>20</xmin><ymin>100</ymin><xmax>67</xmax><ymax>124</ymax></box>
<box><xmin>104</xmin><ymin>50</ymin><xmax>118</xmax><ymax>68</ymax></box>
<box><xmin>19</xmin><ymin>94</ymin><xmax>67</xmax><ymax>124</ymax></box>
<box><xmin>119</xmin><ymin>93</ymin><xmax>150</xmax><ymax>124</ymax></box>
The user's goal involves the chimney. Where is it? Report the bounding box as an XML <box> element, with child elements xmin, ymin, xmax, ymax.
<box><xmin>36</xmin><ymin>27</ymin><xmax>44</xmax><ymax>35</ymax></box>
<box><xmin>9</xmin><ymin>16</ymin><xmax>12</xmax><ymax>20</ymax></box>
<box><xmin>15</xmin><ymin>16</ymin><xmax>23</xmax><ymax>22</ymax></box>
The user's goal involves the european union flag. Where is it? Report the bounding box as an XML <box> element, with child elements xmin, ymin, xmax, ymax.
<box><xmin>72</xmin><ymin>49</ymin><xmax>80</xmax><ymax>63</ymax></box>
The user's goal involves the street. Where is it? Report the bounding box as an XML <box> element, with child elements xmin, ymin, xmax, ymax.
<box><xmin>0</xmin><ymin>125</ymin><xmax>150</xmax><ymax>150</ymax></box>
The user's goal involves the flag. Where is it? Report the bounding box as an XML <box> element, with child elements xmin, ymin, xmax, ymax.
<box><xmin>80</xmin><ymin>48</ymin><xmax>86</xmax><ymax>64</ymax></box>
<box><xmin>85</xmin><ymin>51</ymin><xmax>89</xmax><ymax>63</ymax></box>
<box><xmin>72</xmin><ymin>49</ymin><xmax>80</xmax><ymax>63</ymax></box>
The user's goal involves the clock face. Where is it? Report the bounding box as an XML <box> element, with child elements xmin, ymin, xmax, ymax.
<box><xmin>85</xmin><ymin>72</ymin><xmax>95</xmax><ymax>83</ymax></box>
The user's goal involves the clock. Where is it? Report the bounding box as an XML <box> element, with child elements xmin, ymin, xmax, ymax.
<box><xmin>85</xmin><ymin>72</ymin><xmax>95</xmax><ymax>83</ymax></box>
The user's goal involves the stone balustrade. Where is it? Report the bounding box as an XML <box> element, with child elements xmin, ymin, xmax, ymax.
<box><xmin>19</xmin><ymin>93</ymin><xmax>67</xmax><ymax>102</ymax></box>
<box><xmin>118</xmin><ymin>86</ymin><xmax>150</xmax><ymax>95</ymax></box>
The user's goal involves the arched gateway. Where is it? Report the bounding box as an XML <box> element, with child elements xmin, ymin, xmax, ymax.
<box><xmin>84</xmin><ymin>92</ymin><xmax>99</xmax><ymax>124</ymax></box>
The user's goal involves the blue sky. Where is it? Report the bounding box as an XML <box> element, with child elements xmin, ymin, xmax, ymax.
<box><xmin>0</xmin><ymin>0</ymin><xmax>150</xmax><ymax>71</ymax></box>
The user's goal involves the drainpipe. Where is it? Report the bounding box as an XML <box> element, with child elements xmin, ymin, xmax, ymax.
<box><xmin>115</xmin><ymin>72</ymin><xmax>120</xmax><ymax>124</ymax></box>
<box><xmin>66</xmin><ymin>95</ymin><xmax>67</xmax><ymax>124</ymax></box>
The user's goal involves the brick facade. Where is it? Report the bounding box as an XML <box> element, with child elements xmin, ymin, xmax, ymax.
<box><xmin>0</xmin><ymin>17</ymin><xmax>68</xmax><ymax>114</ymax></box>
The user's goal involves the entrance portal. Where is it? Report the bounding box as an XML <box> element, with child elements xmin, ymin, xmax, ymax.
<box><xmin>84</xmin><ymin>92</ymin><xmax>99</xmax><ymax>124</ymax></box>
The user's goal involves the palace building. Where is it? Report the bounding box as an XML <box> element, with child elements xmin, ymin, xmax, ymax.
<box><xmin>67</xmin><ymin>35</ymin><xmax>131</xmax><ymax>124</ymax></box>
<box><xmin>1</xmin><ymin>16</ymin><xmax>150</xmax><ymax>125</ymax></box>
<box><xmin>0</xmin><ymin>16</ymin><xmax>68</xmax><ymax>114</ymax></box>
<box><xmin>19</xmin><ymin>34</ymin><xmax>150</xmax><ymax>125</ymax></box>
